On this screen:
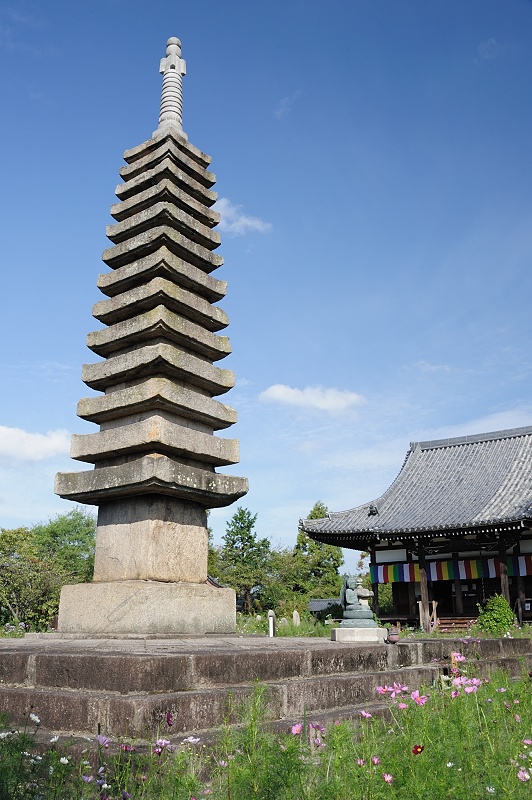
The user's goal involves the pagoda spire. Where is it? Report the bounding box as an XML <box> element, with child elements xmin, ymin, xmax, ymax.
<box><xmin>155</xmin><ymin>36</ymin><xmax>187</xmax><ymax>139</ymax></box>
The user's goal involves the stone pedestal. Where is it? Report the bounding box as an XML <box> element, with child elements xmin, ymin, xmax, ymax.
<box><xmin>58</xmin><ymin>580</ymin><xmax>236</xmax><ymax>635</ymax></box>
<box><xmin>331</xmin><ymin>627</ymin><xmax>388</xmax><ymax>643</ymax></box>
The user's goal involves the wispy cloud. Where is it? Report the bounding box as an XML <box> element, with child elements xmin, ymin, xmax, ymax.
<box><xmin>0</xmin><ymin>425</ymin><xmax>70</xmax><ymax>462</ymax></box>
<box><xmin>415</xmin><ymin>360</ymin><xmax>451</xmax><ymax>373</ymax></box>
<box><xmin>0</xmin><ymin>5</ymin><xmax>44</xmax><ymax>51</ymax></box>
<box><xmin>275</xmin><ymin>90</ymin><xmax>303</xmax><ymax>119</ymax></box>
<box><xmin>214</xmin><ymin>198</ymin><xmax>272</xmax><ymax>237</ymax></box>
<box><xmin>260</xmin><ymin>384</ymin><xmax>366</xmax><ymax>413</ymax></box>
<box><xmin>476</xmin><ymin>37</ymin><xmax>502</xmax><ymax>62</ymax></box>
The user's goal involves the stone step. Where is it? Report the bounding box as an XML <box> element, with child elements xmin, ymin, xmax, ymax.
<box><xmin>1</xmin><ymin>637</ymin><xmax>529</xmax><ymax>738</ymax></box>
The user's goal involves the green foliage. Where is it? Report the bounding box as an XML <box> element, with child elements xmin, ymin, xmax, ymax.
<box><xmin>0</xmin><ymin>508</ymin><xmax>96</xmax><ymax>630</ymax></box>
<box><xmin>293</xmin><ymin>501</ymin><xmax>344</xmax><ymax>598</ymax></box>
<box><xmin>219</xmin><ymin>508</ymin><xmax>271</xmax><ymax>614</ymax></box>
<box><xmin>476</xmin><ymin>593</ymin><xmax>516</xmax><ymax>636</ymax></box>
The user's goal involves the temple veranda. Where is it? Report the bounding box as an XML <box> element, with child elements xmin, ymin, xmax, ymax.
<box><xmin>54</xmin><ymin>37</ymin><xmax>248</xmax><ymax>635</ymax></box>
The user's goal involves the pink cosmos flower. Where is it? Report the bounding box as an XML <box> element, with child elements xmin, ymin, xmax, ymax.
<box><xmin>515</xmin><ymin>715</ymin><xmax>522</xmax><ymax>723</ymax></box>
<box><xmin>451</xmin><ymin>691</ymin><xmax>460</xmax><ymax>699</ymax></box>
<box><xmin>523</xmin><ymin>739</ymin><xmax>532</xmax><ymax>745</ymax></box>
<box><xmin>383</xmin><ymin>773</ymin><xmax>393</xmax><ymax>784</ymax></box>
<box><xmin>291</xmin><ymin>723</ymin><xmax>302</xmax><ymax>735</ymax></box>
<box><xmin>356</xmin><ymin>758</ymin><xmax>366</xmax><ymax>766</ymax></box>
<box><xmin>398</xmin><ymin>702</ymin><xmax>408</xmax><ymax>709</ymax></box>
<box><xmin>309</xmin><ymin>722</ymin><xmax>325</xmax><ymax>732</ymax></box>
<box><xmin>464</xmin><ymin>686</ymin><xmax>478</xmax><ymax>694</ymax></box>
<box><xmin>517</xmin><ymin>769</ymin><xmax>530</xmax><ymax>782</ymax></box>
<box><xmin>452</xmin><ymin>676</ymin><xmax>468</xmax><ymax>687</ymax></box>
<box><xmin>411</xmin><ymin>690</ymin><xmax>428</xmax><ymax>706</ymax></box>
<box><xmin>371</xmin><ymin>756</ymin><xmax>381</xmax><ymax>765</ymax></box>
<box><xmin>360</xmin><ymin>710</ymin><xmax>372</xmax><ymax>719</ymax></box>
<box><xmin>451</xmin><ymin>652</ymin><xmax>466</xmax><ymax>662</ymax></box>
<box><xmin>156</xmin><ymin>738</ymin><xmax>170</xmax><ymax>748</ymax></box>
<box><xmin>376</xmin><ymin>686</ymin><xmax>388</xmax><ymax>695</ymax></box>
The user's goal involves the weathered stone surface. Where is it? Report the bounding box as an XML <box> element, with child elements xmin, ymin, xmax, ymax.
<box><xmin>107</xmin><ymin>201</ymin><xmax>220</xmax><ymax>251</ymax></box>
<box><xmin>92</xmin><ymin>496</ymin><xmax>208</xmax><ymax>582</ymax></box>
<box><xmin>282</xmin><ymin>666</ymin><xmax>437</xmax><ymax>717</ymax></box>
<box><xmin>57</xmin><ymin>581</ymin><xmax>236</xmax><ymax>635</ymax></box>
<box><xmin>119</xmin><ymin>136</ymin><xmax>216</xmax><ymax>188</ymax></box>
<box><xmin>55</xmin><ymin>454</ymin><xmax>249</xmax><ymax>506</ymax></box>
<box><xmin>123</xmin><ymin>130</ymin><xmax>212</xmax><ymax>169</ymax></box>
<box><xmin>92</xmin><ymin>277</ymin><xmax>228</xmax><ymax>330</ymax></box>
<box><xmin>102</xmin><ymin>225</ymin><xmax>224</xmax><ymax>272</ymax></box>
<box><xmin>70</xmin><ymin>416</ymin><xmax>239</xmax><ymax>466</ymax></box>
<box><xmin>331</xmin><ymin>627</ymin><xmax>388</xmax><ymax>643</ymax></box>
<box><xmin>82</xmin><ymin>342</ymin><xmax>234</xmax><ymax>394</ymax></box>
<box><xmin>77</xmin><ymin>378</ymin><xmax>236</xmax><ymax>428</ymax></box>
<box><xmin>97</xmin><ymin>248</ymin><xmax>226</xmax><ymax>302</ymax></box>
<box><xmin>116</xmin><ymin>155</ymin><xmax>217</xmax><ymax>208</ymax></box>
<box><xmin>86</xmin><ymin>306</ymin><xmax>231</xmax><ymax>360</ymax></box>
<box><xmin>111</xmin><ymin>178</ymin><xmax>219</xmax><ymax>230</ymax></box>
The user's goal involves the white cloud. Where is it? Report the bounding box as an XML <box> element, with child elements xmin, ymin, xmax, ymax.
<box><xmin>214</xmin><ymin>198</ymin><xmax>272</xmax><ymax>237</ymax></box>
<box><xmin>275</xmin><ymin>90</ymin><xmax>302</xmax><ymax>119</ymax></box>
<box><xmin>415</xmin><ymin>360</ymin><xmax>451</xmax><ymax>373</ymax></box>
<box><xmin>0</xmin><ymin>425</ymin><xmax>70</xmax><ymax>462</ymax></box>
<box><xmin>476</xmin><ymin>37</ymin><xmax>502</xmax><ymax>62</ymax></box>
<box><xmin>421</xmin><ymin>406</ymin><xmax>532</xmax><ymax>442</ymax></box>
<box><xmin>259</xmin><ymin>384</ymin><xmax>366</xmax><ymax>413</ymax></box>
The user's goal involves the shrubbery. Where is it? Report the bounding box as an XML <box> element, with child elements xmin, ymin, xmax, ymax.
<box><xmin>476</xmin><ymin>593</ymin><xmax>516</xmax><ymax>636</ymax></box>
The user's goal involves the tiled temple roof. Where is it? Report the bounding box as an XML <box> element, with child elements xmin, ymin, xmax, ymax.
<box><xmin>301</xmin><ymin>425</ymin><xmax>532</xmax><ymax>547</ymax></box>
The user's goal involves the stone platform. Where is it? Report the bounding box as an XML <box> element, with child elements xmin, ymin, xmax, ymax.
<box><xmin>0</xmin><ymin>634</ymin><xmax>530</xmax><ymax>741</ymax></box>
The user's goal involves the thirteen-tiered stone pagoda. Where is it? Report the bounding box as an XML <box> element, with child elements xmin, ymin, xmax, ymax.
<box><xmin>55</xmin><ymin>38</ymin><xmax>248</xmax><ymax>634</ymax></box>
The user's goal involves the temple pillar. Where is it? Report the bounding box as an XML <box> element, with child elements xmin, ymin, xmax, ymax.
<box><xmin>499</xmin><ymin>536</ymin><xmax>510</xmax><ymax>604</ymax></box>
<box><xmin>417</xmin><ymin>541</ymin><xmax>431</xmax><ymax>632</ymax></box>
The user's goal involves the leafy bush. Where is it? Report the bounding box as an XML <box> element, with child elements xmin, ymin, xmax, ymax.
<box><xmin>476</xmin><ymin>593</ymin><xmax>516</xmax><ymax>636</ymax></box>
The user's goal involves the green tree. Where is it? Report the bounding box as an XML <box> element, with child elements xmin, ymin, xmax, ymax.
<box><xmin>293</xmin><ymin>501</ymin><xmax>344</xmax><ymax>598</ymax></box>
<box><xmin>218</xmin><ymin>507</ymin><xmax>271</xmax><ymax>614</ymax></box>
<box><xmin>0</xmin><ymin>509</ymin><xmax>96</xmax><ymax>629</ymax></box>
<box><xmin>31</xmin><ymin>508</ymin><xmax>96</xmax><ymax>582</ymax></box>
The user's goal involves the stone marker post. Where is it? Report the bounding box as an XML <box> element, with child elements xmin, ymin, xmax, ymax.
<box><xmin>55</xmin><ymin>38</ymin><xmax>248</xmax><ymax>635</ymax></box>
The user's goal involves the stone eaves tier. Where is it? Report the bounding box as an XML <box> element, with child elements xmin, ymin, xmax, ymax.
<box><xmin>55</xmin><ymin>129</ymin><xmax>248</xmax><ymax>508</ymax></box>
<box><xmin>301</xmin><ymin>425</ymin><xmax>532</xmax><ymax>548</ymax></box>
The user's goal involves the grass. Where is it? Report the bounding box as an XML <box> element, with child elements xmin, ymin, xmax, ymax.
<box><xmin>235</xmin><ymin>613</ymin><xmax>333</xmax><ymax>637</ymax></box>
<box><xmin>2</xmin><ymin>654</ymin><xmax>532</xmax><ymax>799</ymax></box>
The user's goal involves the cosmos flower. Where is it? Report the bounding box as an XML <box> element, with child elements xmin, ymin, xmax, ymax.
<box><xmin>360</xmin><ymin>710</ymin><xmax>372</xmax><ymax>719</ymax></box>
<box><xmin>412</xmin><ymin>745</ymin><xmax>424</xmax><ymax>755</ymax></box>
<box><xmin>382</xmin><ymin>773</ymin><xmax>393</xmax><ymax>784</ymax></box>
<box><xmin>411</xmin><ymin>690</ymin><xmax>428</xmax><ymax>706</ymax></box>
<box><xmin>291</xmin><ymin>723</ymin><xmax>302</xmax><ymax>735</ymax></box>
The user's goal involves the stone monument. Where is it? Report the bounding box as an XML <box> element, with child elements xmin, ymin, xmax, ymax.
<box><xmin>55</xmin><ymin>37</ymin><xmax>248</xmax><ymax>635</ymax></box>
<box><xmin>331</xmin><ymin>575</ymin><xmax>387</xmax><ymax>643</ymax></box>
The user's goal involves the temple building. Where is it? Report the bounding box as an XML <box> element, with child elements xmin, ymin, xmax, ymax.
<box><xmin>301</xmin><ymin>425</ymin><xmax>532</xmax><ymax>630</ymax></box>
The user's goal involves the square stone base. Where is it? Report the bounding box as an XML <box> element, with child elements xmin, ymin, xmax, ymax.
<box><xmin>331</xmin><ymin>627</ymin><xmax>388</xmax><ymax>643</ymax></box>
<box><xmin>58</xmin><ymin>580</ymin><xmax>236</xmax><ymax>635</ymax></box>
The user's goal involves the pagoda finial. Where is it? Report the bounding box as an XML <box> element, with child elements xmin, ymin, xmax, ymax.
<box><xmin>154</xmin><ymin>36</ymin><xmax>187</xmax><ymax>139</ymax></box>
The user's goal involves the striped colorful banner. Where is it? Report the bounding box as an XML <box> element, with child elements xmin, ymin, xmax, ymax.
<box><xmin>370</xmin><ymin>555</ymin><xmax>532</xmax><ymax>584</ymax></box>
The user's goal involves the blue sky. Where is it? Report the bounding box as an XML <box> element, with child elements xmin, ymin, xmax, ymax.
<box><xmin>1</xmin><ymin>0</ymin><xmax>531</xmax><ymax>573</ymax></box>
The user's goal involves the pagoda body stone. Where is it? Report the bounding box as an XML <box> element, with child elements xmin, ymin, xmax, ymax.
<box><xmin>55</xmin><ymin>37</ymin><xmax>248</xmax><ymax>635</ymax></box>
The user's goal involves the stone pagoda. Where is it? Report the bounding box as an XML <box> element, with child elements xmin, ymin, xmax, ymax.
<box><xmin>55</xmin><ymin>37</ymin><xmax>248</xmax><ymax>635</ymax></box>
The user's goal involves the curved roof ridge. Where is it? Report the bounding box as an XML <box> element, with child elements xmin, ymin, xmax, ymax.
<box><xmin>413</xmin><ymin>424</ymin><xmax>532</xmax><ymax>452</ymax></box>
